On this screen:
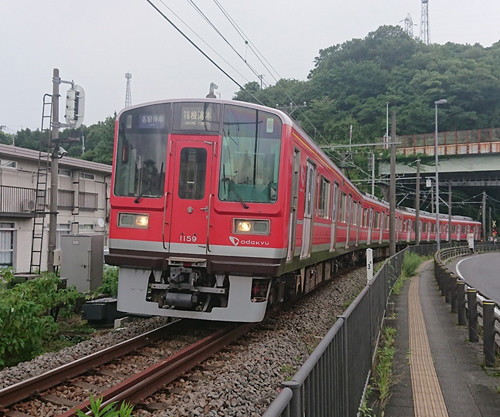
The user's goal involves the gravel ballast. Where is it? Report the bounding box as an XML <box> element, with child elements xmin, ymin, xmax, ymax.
<box><xmin>0</xmin><ymin>268</ymin><xmax>367</xmax><ymax>416</ymax></box>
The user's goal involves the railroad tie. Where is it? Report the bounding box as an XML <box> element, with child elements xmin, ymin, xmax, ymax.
<box><xmin>408</xmin><ymin>276</ymin><xmax>449</xmax><ymax>417</ymax></box>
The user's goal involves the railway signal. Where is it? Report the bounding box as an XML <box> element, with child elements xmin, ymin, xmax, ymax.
<box><xmin>64</xmin><ymin>85</ymin><xmax>85</xmax><ymax>128</ymax></box>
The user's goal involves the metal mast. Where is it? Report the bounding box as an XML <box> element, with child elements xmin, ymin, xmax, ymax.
<box><xmin>420</xmin><ymin>0</ymin><xmax>430</xmax><ymax>45</ymax></box>
<box><xmin>125</xmin><ymin>73</ymin><xmax>132</xmax><ymax>107</ymax></box>
<box><xmin>403</xmin><ymin>14</ymin><xmax>414</xmax><ymax>38</ymax></box>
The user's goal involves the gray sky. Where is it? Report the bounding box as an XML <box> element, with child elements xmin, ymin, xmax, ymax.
<box><xmin>1</xmin><ymin>0</ymin><xmax>498</xmax><ymax>133</ymax></box>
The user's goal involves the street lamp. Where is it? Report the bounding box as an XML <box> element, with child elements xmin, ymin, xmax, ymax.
<box><xmin>434</xmin><ymin>98</ymin><xmax>447</xmax><ymax>250</ymax></box>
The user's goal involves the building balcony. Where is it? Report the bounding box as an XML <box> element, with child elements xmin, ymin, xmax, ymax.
<box><xmin>0</xmin><ymin>185</ymin><xmax>36</xmax><ymax>218</ymax></box>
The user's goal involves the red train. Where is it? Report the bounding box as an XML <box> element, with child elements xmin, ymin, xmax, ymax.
<box><xmin>105</xmin><ymin>99</ymin><xmax>481</xmax><ymax>322</ymax></box>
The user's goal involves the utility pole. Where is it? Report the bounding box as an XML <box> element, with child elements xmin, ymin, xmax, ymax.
<box><xmin>389</xmin><ymin>111</ymin><xmax>396</xmax><ymax>256</ymax></box>
<box><xmin>488</xmin><ymin>206</ymin><xmax>492</xmax><ymax>240</ymax></box>
<box><xmin>482</xmin><ymin>191</ymin><xmax>487</xmax><ymax>241</ymax></box>
<box><xmin>448</xmin><ymin>182</ymin><xmax>452</xmax><ymax>242</ymax></box>
<box><xmin>415</xmin><ymin>159</ymin><xmax>420</xmax><ymax>245</ymax></box>
<box><xmin>48</xmin><ymin>68</ymin><xmax>60</xmax><ymax>273</ymax></box>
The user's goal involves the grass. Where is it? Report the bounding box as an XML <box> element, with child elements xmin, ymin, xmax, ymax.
<box><xmin>374</xmin><ymin>326</ymin><xmax>397</xmax><ymax>404</ymax></box>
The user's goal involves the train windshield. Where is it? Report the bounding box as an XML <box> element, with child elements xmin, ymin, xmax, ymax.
<box><xmin>219</xmin><ymin>105</ymin><xmax>282</xmax><ymax>204</ymax></box>
<box><xmin>114</xmin><ymin>104</ymin><xmax>170</xmax><ymax>199</ymax></box>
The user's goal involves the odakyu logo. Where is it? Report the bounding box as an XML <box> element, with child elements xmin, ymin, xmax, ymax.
<box><xmin>229</xmin><ymin>236</ymin><xmax>270</xmax><ymax>246</ymax></box>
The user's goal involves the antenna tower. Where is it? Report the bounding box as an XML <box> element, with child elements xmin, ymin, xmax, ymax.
<box><xmin>403</xmin><ymin>14</ymin><xmax>414</xmax><ymax>38</ymax></box>
<box><xmin>420</xmin><ymin>0</ymin><xmax>430</xmax><ymax>45</ymax></box>
<box><xmin>125</xmin><ymin>73</ymin><xmax>132</xmax><ymax>107</ymax></box>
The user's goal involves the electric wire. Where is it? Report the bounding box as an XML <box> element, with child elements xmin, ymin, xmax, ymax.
<box><xmin>154</xmin><ymin>0</ymin><xmax>254</xmax><ymax>89</ymax></box>
<box><xmin>186</xmin><ymin>0</ymin><xmax>266</xmax><ymax>86</ymax></box>
<box><xmin>146</xmin><ymin>0</ymin><xmax>264</xmax><ymax>105</ymax></box>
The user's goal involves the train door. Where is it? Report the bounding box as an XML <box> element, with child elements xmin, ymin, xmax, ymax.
<box><xmin>345</xmin><ymin>195</ymin><xmax>352</xmax><ymax>249</ymax></box>
<box><xmin>300</xmin><ymin>160</ymin><xmax>316</xmax><ymax>259</ymax></box>
<box><xmin>379</xmin><ymin>212</ymin><xmax>384</xmax><ymax>244</ymax></box>
<box><xmin>287</xmin><ymin>149</ymin><xmax>301</xmax><ymax>262</ymax></box>
<box><xmin>329</xmin><ymin>182</ymin><xmax>339</xmax><ymax>252</ymax></box>
<box><xmin>355</xmin><ymin>202</ymin><xmax>361</xmax><ymax>246</ymax></box>
<box><xmin>164</xmin><ymin>137</ymin><xmax>215</xmax><ymax>255</ymax></box>
<box><xmin>367</xmin><ymin>208</ymin><xmax>373</xmax><ymax>245</ymax></box>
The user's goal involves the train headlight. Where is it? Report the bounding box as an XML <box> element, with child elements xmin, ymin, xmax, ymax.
<box><xmin>118</xmin><ymin>213</ymin><xmax>149</xmax><ymax>229</ymax></box>
<box><xmin>233</xmin><ymin>219</ymin><xmax>270</xmax><ymax>235</ymax></box>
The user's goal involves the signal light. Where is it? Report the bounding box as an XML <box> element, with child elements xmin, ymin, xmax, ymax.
<box><xmin>65</xmin><ymin>85</ymin><xmax>85</xmax><ymax>128</ymax></box>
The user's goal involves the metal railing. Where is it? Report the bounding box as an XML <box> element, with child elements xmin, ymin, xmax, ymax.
<box><xmin>396</xmin><ymin>127</ymin><xmax>500</xmax><ymax>156</ymax></box>
<box><xmin>434</xmin><ymin>243</ymin><xmax>500</xmax><ymax>367</ymax></box>
<box><xmin>0</xmin><ymin>185</ymin><xmax>36</xmax><ymax>215</ymax></box>
<box><xmin>263</xmin><ymin>244</ymin><xmax>436</xmax><ymax>417</ymax></box>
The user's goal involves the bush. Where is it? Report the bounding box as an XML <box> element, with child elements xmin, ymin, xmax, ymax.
<box><xmin>97</xmin><ymin>265</ymin><xmax>119</xmax><ymax>297</ymax></box>
<box><xmin>401</xmin><ymin>252</ymin><xmax>424</xmax><ymax>278</ymax></box>
<box><xmin>0</xmin><ymin>270</ymin><xmax>80</xmax><ymax>368</ymax></box>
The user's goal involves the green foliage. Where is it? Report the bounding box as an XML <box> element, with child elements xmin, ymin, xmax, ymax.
<box><xmin>97</xmin><ymin>265</ymin><xmax>119</xmax><ymax>297</ymax></box>
<box><xmin>372</xmin><ymin>326</ymin><xmax>397</xmax><ymax>406</ymax></box>
<box><xmin>76</xmin><ymin>394</ymin><xmax>134</xmax><ymax>417</ymax></box>
<box><xmin>401</xmin><ymin>252</ymin><xmax>425</xmax><ymax>278</ymax></box>
<box><xmin>0</xmin><ymin>270</ymin><xmax>80</xmax><ymax>368</ymax></box>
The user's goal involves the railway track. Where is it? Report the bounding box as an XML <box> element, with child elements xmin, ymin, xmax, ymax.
<box><xmin>0</xmin><ymin>320</ymin><xmax>250</xmax><ymax>417</ymax></box>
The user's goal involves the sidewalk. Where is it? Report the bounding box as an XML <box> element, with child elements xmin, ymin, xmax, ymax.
<box><xmin>385</xmin><ymin>261</ymin><xmax>500</xmax><ymax>417</ymax></box>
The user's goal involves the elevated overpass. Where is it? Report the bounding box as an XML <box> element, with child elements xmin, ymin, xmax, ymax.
<box><xmin>378</xmin><ymin>127</ymin><xmax>500</xmax><ymax>237</ymax></box>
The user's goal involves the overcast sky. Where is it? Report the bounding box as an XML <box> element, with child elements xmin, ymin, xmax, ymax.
<box><xmin>1</xmin><ymin>0</ymin><xmax>498</xmax><ymax>133</ymax></box>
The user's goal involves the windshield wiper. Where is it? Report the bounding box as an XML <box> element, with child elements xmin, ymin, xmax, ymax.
<box><xmin>222</xmin><ymin>177</ymin><xmax>249</xmax><ymax>209</ymax></box>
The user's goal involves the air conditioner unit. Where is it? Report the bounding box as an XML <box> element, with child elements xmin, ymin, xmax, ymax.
<box><xmin>22</xmin><ymin>199</ymin><xmax>35</xmax><ymax>212</ymax></box>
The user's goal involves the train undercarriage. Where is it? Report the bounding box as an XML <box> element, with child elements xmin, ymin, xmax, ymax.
<box><xmin>116</xmin><ymin>244</ymin><xmax>391</xmax><ymax>322</ymax></box>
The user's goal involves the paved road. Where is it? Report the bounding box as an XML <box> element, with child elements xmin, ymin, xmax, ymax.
<box><xmin>455</xmin><ymin>252</ymin><xmax>500</xmax><ymax>303</ymax></box>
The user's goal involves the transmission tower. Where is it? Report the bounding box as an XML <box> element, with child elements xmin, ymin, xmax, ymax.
<box><xmin>403</xmin><ymin>13</ymin><xmax>414</xmax><ymax>38</ymax></box>
<box><xmin>420</xmin><ymin>0</ymin><xmax>430</xmax><ymax>45</ymax></box>
<box><xmin>125</xmin><ymin>73</ymin><xmax>132</xmax><ymax>107</ymax></box>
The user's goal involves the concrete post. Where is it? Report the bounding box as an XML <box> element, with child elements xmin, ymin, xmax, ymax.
<box><xmin>483</xmin><ymin>301</ymin><xmax>496</xmax><ymax>367</ymax></box>
<box><xmin>467</xmin><ymin>289</ymin><xmax>478</xmax><ymax>342</ymax></box>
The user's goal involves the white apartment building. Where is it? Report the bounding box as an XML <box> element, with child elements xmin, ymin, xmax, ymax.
<box><xmin>0</xmin><ymin>143</ymin><xmax>112</xmax><ymax>273</ymax></box>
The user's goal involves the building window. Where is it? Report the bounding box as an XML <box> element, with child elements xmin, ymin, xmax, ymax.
<box><xmin>79</xmin><ymin>192</ymin><xmax>98</xmax><ymax>211</ymax></box>
<box><xmin>0</xmin><ymin>159</ymin><xmax>17</xmax><ymax>169</ymax></box>
<box><xmin>59</xmin><ymin>169</ymin><xmax>72</xmax><ymax>177</ymax></box>
<box><xmin>58</xmin><ymin>190</ymin><xmax>75</xmax><ymax>209</ymax></box>
<box><xmin>79</xmin><ymin>224</ymin><xmax>94</xmax><ymax>232</ymax></box>
<box><xmin>57</xmin><ymin>223</ymin><xmax>71</xmax><ymax>249</ymax></box>
<box><xmin>79</xmin><ymin>172</ymin><xmax>95</xmax><ymax>180</ymax></box>
<box><xmin>0</xmin><ymin>222</ymin><xmax>14</xmax><ymax>267</ymax></box>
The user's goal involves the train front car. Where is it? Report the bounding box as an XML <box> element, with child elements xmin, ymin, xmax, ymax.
<box><xmin>106</xmin><ymin>100</ymin><xmax>287</xmax><ymax>322</ymax></box>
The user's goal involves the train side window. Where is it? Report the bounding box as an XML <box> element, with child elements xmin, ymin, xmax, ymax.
<box><xmin>318</xmin><ymin>176</ymin><xmax>330</xmax><ymax>218</ymax></box>
<box><xmin>178</xmin><ymin>148</ymin><xmax>207</xmax><ymax>200</ymax></box>
<box><xmin>338</xmin><ymin>192</ymin><xmax>346</xmax><ymax>223</ymax></box>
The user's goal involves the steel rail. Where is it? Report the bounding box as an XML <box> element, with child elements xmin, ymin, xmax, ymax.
<box><xmin>59</xmin><ymin>323</ymin><xmax>251</xmax><ymax>417</ymax></box>
<box><xmin>0</xmin><ymin>320</ymin><xmax>182</xmax><ymax>408</ymax></box>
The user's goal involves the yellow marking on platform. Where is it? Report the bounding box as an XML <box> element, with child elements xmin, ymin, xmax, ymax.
<box><xmin>408</xmin><ymin>276</ymin><xmax>449</xmax><ymax>417</ymax></box>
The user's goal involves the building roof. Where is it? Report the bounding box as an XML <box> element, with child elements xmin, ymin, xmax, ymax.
<box><xmin>0</xmin><ymin>143</ymin><xmax>112</xmax><ymax>174</ymax></box>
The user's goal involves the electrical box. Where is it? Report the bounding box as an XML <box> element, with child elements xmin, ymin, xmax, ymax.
<box><xmin>60</xmin><ymin>234</ymin><xmax>104</xmax><ymax>293</ymax></box>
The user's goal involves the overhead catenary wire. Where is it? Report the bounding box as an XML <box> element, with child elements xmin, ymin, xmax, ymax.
<box><xmin>186</xmin><ymin>0</ymin><xmax>267</xmax><ymax>87</ymax></box>
<box><xmin>146</xmin><ymin>0</ymin><xmax>264</xmax><ymax>104</ymax></box>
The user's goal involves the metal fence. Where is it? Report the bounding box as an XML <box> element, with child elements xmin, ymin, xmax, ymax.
<box><xmin>434</xmin><ymin>242</ymin><xmax>500</xmax><ymax>367</ymax></box>
<box><xmin>0</xmin><ymin>185</ymin><xmax>36</xmax><ymax>214</ymax></box>
<box><xmin>263</xmin><ymin>244</ymin><xmax>436</xmax><ymax>417</ymax></box>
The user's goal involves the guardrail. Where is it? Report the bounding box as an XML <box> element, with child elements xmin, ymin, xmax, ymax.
<box><xmin>262</xmin><ymin>244</ymin><xmax>436</xmax><ymax>417</ymax></box>
<box><xmin>434</xmin><ymin>243</ymin><xmax>500</xmax><ymax>367</ymax></box>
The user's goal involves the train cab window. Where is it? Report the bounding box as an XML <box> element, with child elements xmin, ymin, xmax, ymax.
<box><xmin>114</xmin><ymin>103</ymin><xmax>169</xmax><ymax>198</ymax></box>
<box><xmin>178</xmin><ymin>148</ymin><xmax>207</xmax><ymax>200</ymax></box>
<box><xmin>218</xmin><ymin>105</ymin><xmax>282</xmax><ymax>204</ymax></box>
